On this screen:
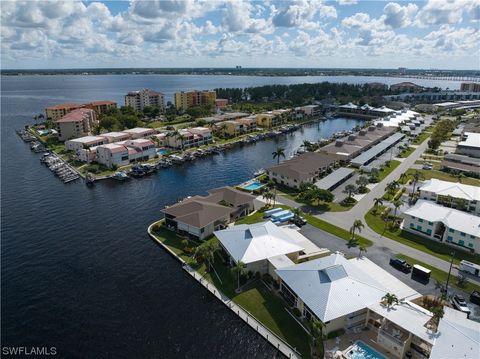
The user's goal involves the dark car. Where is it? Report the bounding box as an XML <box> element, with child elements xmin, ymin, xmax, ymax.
<box><xmin>389</xmin><ymin>258</ymin><xmax>412</xmax><ymax>273</ymax></box>
<box><xmin>470</xmin><ymin>291</ymin><xmax>480</xmax><ymax>306</ymax></box>
<box><xmin>293</xmin><ymin>216</ymin><xmax>307</xmax><ymax>227</ymax></box>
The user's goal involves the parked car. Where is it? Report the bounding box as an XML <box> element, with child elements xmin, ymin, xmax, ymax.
<box><xmin>293</xmin><ymin>216</ymin><xmax>307</xmax><ymax>227</ymax></box>
<box><xmin>469</xmin><ymin>291</ymin><xmax>480</xmax><ymax>306</ymax></box>
<box><xmin>389</xmin><ymin>258</ymin><xmax>412</xmax><ymax>273</ymax></box>
<box><xmin>452</xmin><ymin>294</ymin><xmax>471</xmax><ymax>318</ymax></box>
<box><xmin>422</xmin><ymin>163</ymin><xmax>433</xmax><ymax>170</ymax></box>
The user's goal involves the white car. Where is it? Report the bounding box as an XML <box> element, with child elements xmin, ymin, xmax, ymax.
<box><xmin>452</xmin><ymin>295</ymin><xmax>471</xmax><ymax>318</ymax></box>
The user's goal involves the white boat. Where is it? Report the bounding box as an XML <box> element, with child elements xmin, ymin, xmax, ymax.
<box><xmin>170</xmin><ymin>155</ymin><xmax>185</xmax><ymax>164</ymax></box>
<box><xmin>112</xmin><ymin>171</ymin><xmax>129</xmax><ymax>181</ymax></box>
<box><xmin>253</xmin><ymin>169</ymin><xmax>265</xmax><ymax>177</ymax></box>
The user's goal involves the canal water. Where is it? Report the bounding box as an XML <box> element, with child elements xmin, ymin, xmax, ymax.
<box><xmin>0</xmin><ymin>73</ymin><xmax>450</xmax><ymax>358</ymax></box>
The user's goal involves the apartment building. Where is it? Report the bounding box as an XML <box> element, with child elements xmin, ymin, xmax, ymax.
<box><xmin>122</xmin><ymin>127</ymin><xmax>157</xmax><ymax>139</ymax></box>
<box><xmin>457</xmin><ymin>132</ymin><xmax>480</xmax><ymax>158</ymax></box>
<box><xmin>96</xmin><ymin>139</ymin><xmax>156</xmax><ymax>168</ymax></box>
<box><xmin>56</xmin><ymin>108</ymin><xmax>97</xmax><ymax>141</ymax></box>
<box><xmin>65</xmin><ymin>136</ymin><xmax>108</xmax><ymax>153</ymax></box>
<box><xmin>46</xmin><ymin>101</ymin><xmax>117</xmax><ymax>120</ymax></box>
<box><xmin>99</xmin><ymin>131</ymin><xmax>132</xmax><ymax>143</ymax></box>
<box><xmin>402</xmin><ymin>200</ymin><xmax>480</xmax><ymax>253</ymax></box>
<box><xmin>124</xmin><ymin>89</ymin><xmax>165</xmax><ymax>112</ymax></box>
<box><xmin>174</xmin><ymin>90</ymin><xmax>216</xmax><ymax>111</ymax></box>
<box><xmin>460</xmin><ymin>82</ymin><xmax>480</xmax><ymax>92</ymax></box>
<box><xmin>166</xmin><ymin>127</ymin><xmax>212</xmax><ymax>149</ymax></box>
<box><xmin>418</xmin><ymin>178</ymin><xmax>480</xmax><ymax>215</ymax></box>
<box><xmin>256</xmin><ymin>113</ymin><xmax>284</xmax><ymax>128</ymax></box>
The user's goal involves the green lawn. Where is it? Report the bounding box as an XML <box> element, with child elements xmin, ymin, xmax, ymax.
<box><xmin>398</xmin><ymin>146</ymin><xmax>415</xmax><ymax>158</ymax></box>
<box><xmin>412</xmin><ymin>132</ymin><xmax>430</xmax><ymax>144</ymax></box>
<box><xmin>365</xmin><ymin>208</ymin><xmax>480</xmax><ymax>265</ymax></box>
<box><xmin>403</xmin><ymin>169</ymin><xmax>480</xmax><ymax>186</ymax></box>
<box><xmin>303</xmin><ymin>214</ymin><xmax>373</xmax><ymax>248</ymax></box>
<box><xmin>151</xmin><ymin>223</ymin><xmax>312</xmax><ymax>358</ymax></box>
<box><xmin>378</xmin><ymin>160</ymin><xmax>401</xmax><ymax>181</ymax></box>
<box><xmin>396</xmin><ymin>254</ymin><xmax>480</xmax><ymax>294</ymax></box>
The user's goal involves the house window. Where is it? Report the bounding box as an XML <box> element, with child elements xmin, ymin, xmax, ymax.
<box><xmin>416</xmin><ymin>225</ymin><xmax>422</xmax><ymax>231</ymax></box>
<box><xmin>471</xmin><ymin>235</ymin><xmax>476</xmax><ymax>239</ymax></box>
<box><xmin>449</xmin><ymin>228</ymin><xmax>455</xmax><ymax>233</ymax></box>
<box><xmin>426</xmin><ymin>229</ymin><xmax>432</xmax><ymax>235</ymax></box>
<box><xmin>410</xmin><ymin>223</ymin><xmax>414</xmax><ymax>228</ymax></box>
<box><xmin>418</xmin><ymin>219</ymin><xmax>424</xmax><ymax>223</ymax></box>
<box><xmin>459</xmin><ymin>240</ymin><xmax>465</xmax><ymax>246</ymax></box>
<box><xmin>428</xmin><ymin>221</ymin><xmax>433</xmax><ymax>226</ymax></box>
<box><xmin>468</xmin><ymin>243</ymin><xmax>474</xmax><ymax>248</ymax></box>
<box><xmin>447</xmin><ymin>236</ymin><xmax>453</xmax><ymax>241</ymax></box>
<box><xmin>461</xmin><ymin>232</ymin><xmax>466</xmax><ymax>237</ymax></box>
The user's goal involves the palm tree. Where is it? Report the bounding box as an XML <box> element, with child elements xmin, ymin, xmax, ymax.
<box><xmin>431</xmin><ymin>305</ymin><xmax>444</xmax><ymax>331</ymax></box>
<box><xmin>218</xmin><ymin>122</ymin><xmax>228</xmax><ymax>137</ymax></box>
<box><xmin>343</xmin><ymin>184</ymin><xmax>357</xmax><ymax>199</ymax></box>
<box><xmin>455</xmin><ymin>172</ymin><xmax>465</xmax><ymax>183</ymax></box>
<box><xmin>434</xmin><ymin>279</ymin><xmax>444</xmax><ymax>298</ymax></box>
<box><xmin>349</xmin><ymin>219</ymin><xmax>364</xmax><ymax>243</ymax></box>
<box><xmin>386</xmin><ymin>180</ymin><xmax>400</xmax><ymax>194</ymax></box>
<box><xmin>232</xmin><ymin>261</ymin><xmax>247</xmax><ymax>292</ymax></box>
<box><xmin>272</xmin><ymin>147</ymin><xmax>286</xmax><ymax>164</ymax></box>
<box><xmin>411</xmin><ymin>170</ymin><xmax>424</xmax><ymax>196</ymax></box>
<box><xmin>262</xmin><ymin>190</ymin><xmax>274</xmax><ymax>206</ymax></box>
<box><xmin>399</xmin><ymin>172</ymin><xmax>408</xmax><ymax>184</ymax></box>
<box><xmin>176</xmin><ymin>133</ymin><xmax>186</xmax><ymax>151</ymax></box>
<box><xmin>358</xmin><ymin>245</ymin><xmax>367</xmax><ymax>258</ymax></box>
<box><xmin>392</xmin><ymin>199</ymin><xmax>403</xmax><ymax>218</ymax></box>
<box><xmin>382</xmin><ymin>293</ymin><xmax>399</xmax><ymax>309</ymax></box>
<box><xmin>373</xmin><ymin>197</ymin><xmax>383</xmax><ymax>207</ymax></box>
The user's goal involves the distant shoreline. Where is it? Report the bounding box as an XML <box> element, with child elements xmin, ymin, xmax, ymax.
<box><xmin>2</xmin><ymin>68</ymin><xmax>479</xmax><ymax>79</ymax></box>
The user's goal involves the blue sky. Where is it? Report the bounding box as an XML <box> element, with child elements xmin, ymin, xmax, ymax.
<box><xmin>1</xmin><ymin>0</ymin><xmax>479</xmax><ymax>69</ymax></box>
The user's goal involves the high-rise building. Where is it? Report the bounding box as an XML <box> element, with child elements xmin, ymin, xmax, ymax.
<box><xmin>46</xmin><ymin>101</ymin><xmax>117</xmax><ymax>120</ymax></box>
<box><xmin>460</xmin><ymin>82</ymin><xmax>480</xmax><ymax>92</ymax></box>
<box><xmin>124</xmin><ymin>89</ymin><xmax>165</xmax><ymax>112</ymax></box>
<box><xmin>174</xmin><ymin>90</ymin><xmax>216</xmax><ymax>111</ymax></box>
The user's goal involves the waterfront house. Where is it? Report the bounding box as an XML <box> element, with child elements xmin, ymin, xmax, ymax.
<box><xmin>100</xmin><ymin>131</ymin><xmax>132</xmax><ymax>143</ymax></box>
<box><xmin>402</xmin><ymin>200</ymin><xmax>480</xmax><ymax>253</ymax></box>
<box><xmin>418</xmin><ymin>178</ymin><xmax>480</xmax><ymax>215</ymax></box>
<box><xmin>121</xmin><ymin>139</ymin><xmax>156</xmax><ymax>162</ymax></box>
<box><xmin>256</xmin><ymin>112</ymin><xmax>285</xmax><ymax>128</ymax></box>
<box><xmin>266</xmin><ymin>152</ymin><xmax>341</xmax><ymax>189</ymax></box>
<box><xmin>122</xmin><ymin>127</ymin><xmax>157</xmax><ymax>139</ymax></box>
<box><xmin>275</xmin><ymin>253</ymin><xmax>419</xmax><ymax>335</ymax></box>
<box><xmin>162</xmin><ymin>187</ymin><xmax>257</xmax><ymax>240</ymax></box>
<box><xmin>215</xmin><ymin>221</ymin><xmax>329</xmax><ymax>274</ymax></box>
<box><xmin>96</xmin><ymin>144</ymin><xmax>130</xmax><ymax>168</ymax></box>
<box><xmin>295</xmin><ymin>105</ymin><xmax>322</xmax><ymax>118</ymax></box>
<box><xmin>216</xmin><ymin>120</ymin><xmax>242</xmax><ymax>137</ymax></box>
<box><xmin>55</xmin><ymin>108</ymin><xmax>97</xmax><ymax>141</ymax></box>
<box><xmin>235</xmin><ymin>117</ymin><xmax>257</xmax><ymax>133</ymax></box>
<box><xmin>166</xmin><ymin>127</ymin><xmax>212</xmax><ymax>149</ymax></box>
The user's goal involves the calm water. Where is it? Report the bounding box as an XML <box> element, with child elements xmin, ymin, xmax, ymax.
<box><xmin>0</xmin><ymin>73</ymin><xmax>449</xmax><ymax>358</ymax></box>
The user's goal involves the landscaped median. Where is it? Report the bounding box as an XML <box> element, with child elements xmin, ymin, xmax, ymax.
<box><xmin>377</xmin><ymin>159</ymin><xmax>401</xmax><ymax>182</ymax></box>
<box><xmin>365</xmin><ymin>207</ymin><xmax>480</xmax><ymax>265</ymax></box>
<box><xmin>148</xmin><ymin>220</ymin><xmax>313</xmax><ymax>358</ymax></box>
<box><xmin>396</xmin><ymin>254</ymin><xmax>480</xmax><ymax>294</ymax></box>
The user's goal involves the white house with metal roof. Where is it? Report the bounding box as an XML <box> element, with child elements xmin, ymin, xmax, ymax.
<box><xmin>215</xmin><ymin>221</ymin><xmax>329</xmax><ymax>273</ymax></box>
<box><xmin>429</xmin><ymin>307</ymin><xmax>480</xmax><ymax>359</ymax></box>
<box><xmin>457</xmin><ymin>131</ymin><xmax>480</xmax><ymax>158</ymax></box>
<box><xmin>275</xmin><ymin>253</ymin><xmax>419</xmax><ymax>334</ymax></box>
<box><xmin>402</xmin><ymin>200</ymin><xmax>480</xmax><ymax>253</ymax></box>
<box><xmin>418</xmin><ymin>179</ymin><xmax>480</xmax><ymax>215</ymax></box>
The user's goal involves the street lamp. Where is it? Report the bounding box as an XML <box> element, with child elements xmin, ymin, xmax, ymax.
<box><xmin>444</xmin><ymin>251</ymin><xmax>455</xmax><ymax>299</ymax></box>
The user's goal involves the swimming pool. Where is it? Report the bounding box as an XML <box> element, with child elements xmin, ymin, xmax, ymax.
<box><xmin>242</xmin><ymin>181</ymin><xmax>265</xmax><ymax>191</ymax></box>
<box><xmin>157</xmin><ymin>149</ymin><xmax>169</xmax><ymax>155</ymax></box>
<box><xmin>346</xmin><ymin>340</ymin><xmax>387</xmax><ymax>359</ymax></box>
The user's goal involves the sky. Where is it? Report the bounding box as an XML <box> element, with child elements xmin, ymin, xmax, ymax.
<box><xmin>1</xmin><ymin>0</ymin><xmax>479</xmax><ymax>70</ymax></box>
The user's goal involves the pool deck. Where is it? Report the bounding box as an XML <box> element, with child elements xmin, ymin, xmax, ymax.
<box><xmin>324</xmin><ymin>328</ymin><xmax>394</xmax><ymax>359</ymax></box>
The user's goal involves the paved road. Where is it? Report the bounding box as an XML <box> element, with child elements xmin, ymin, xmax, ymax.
<box><xmin>276</xmin><ymin>137</ymin><xmax>480</xmax><ymax>284</ymax></box>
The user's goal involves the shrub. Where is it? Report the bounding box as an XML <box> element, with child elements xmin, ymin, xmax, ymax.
<box><xmin>327</xmin><ymin>329</ymin><xmax>345</xmax><ymax>339</ymax></box>
<box><xmin>151</xmin><ymin>223</ymin><xmax>161</xmax><ymax>233</ymax></box>
<box><xmin>292</xmin><ymin>307</ymin><xmax>301</xmax><ymax>317</ymax></box>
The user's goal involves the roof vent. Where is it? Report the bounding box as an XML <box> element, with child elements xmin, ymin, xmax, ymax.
<box><xmin>359</xmin><ymin>130</ymin><xmax>366</xmax><ymax>136</ymax></box>
<box><xmin>368</xmin><ymin>126</ymin><xmax>375</xmax><ymax>131</ymax></box>
<box><xmin>376</xmin><ymin>123</ymin><xmax>383</xmax><ymax>128</ymax></box>
<box><xmin>348</xmin><ymin>135</ymin><xmax>356</xmax><ymax>141</ymax></box>
<box><xmin>335</xmin><ymin>140</ymin><xmax>344</xmax><ymax>147</ymax></box>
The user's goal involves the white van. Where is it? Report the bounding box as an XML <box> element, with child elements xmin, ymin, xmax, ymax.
<box><xmin>459</xmin><ymin>260</ymin><xmax>480</xmax><ymax>277</ymax></box>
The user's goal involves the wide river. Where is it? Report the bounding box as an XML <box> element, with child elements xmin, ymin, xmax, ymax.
<box><xmin>0</xmin><ymin>74</ymin><xmax>458</xmax><ymax>358</ymax></box>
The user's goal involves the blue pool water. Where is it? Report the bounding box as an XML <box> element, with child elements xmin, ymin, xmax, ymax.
<box><xmin>157</xmin><ymin>148</ymin><xmax>169</xmax><ymax>155</ymax></box>
<box><xmin>348</xmin><ymin>341</ymin><xmax>387</xmax><ymax>359</ymax></box>
<box><xmin>243</xmin><ymin>181</ymin><xmax>265</xmax><ymax>191</ymax></box>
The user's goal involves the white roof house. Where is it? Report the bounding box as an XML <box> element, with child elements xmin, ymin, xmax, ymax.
<box><xmin>404</xmin><ymin>200</ymin><xmax>480</xmax><ymax>238</ymax></box>
<box><xmin>419</xmin><ymin>179</ymin><xmax>480</xmax><ymax>202</ymax></box>
<box><xmin>276</xmin><ymin>254</ymin><xmax>418</xmax><ymax>323</ymax></box>
<box><xmin>214</xmin><ymin>221</ymin><xmax>304</xmax><ymax>264</ymax></box>
<box><xmin>430</xmin><ymin>307</ymin><xmax>480</xmax><ymax>359</ymax></box>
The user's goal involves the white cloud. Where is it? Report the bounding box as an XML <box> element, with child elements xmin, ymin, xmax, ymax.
<box><xmin>415</xmin><ymin>0</ymin><xmax>478</xmax><ymax>27</ymax></box>
<box><xmin>383</xmin><ymin>2</ymin><xmax>418</xmax><ymax>28</ymax></box>
<box><xmin>272</xmin><ymin>0</ymin><xmax>336</xmax><ymax>29</ymax></box>
<box><xmin>337</xmin><ymin>0</ymin><xmax>357</xmax><ymax>5</ymax></box>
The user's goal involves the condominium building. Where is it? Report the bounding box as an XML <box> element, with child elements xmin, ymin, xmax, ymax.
<box><xmin>418</xmin><ymin>179</ymin><xmax>480</xmax><ymax>215</ymax></box>
<box><xmin>162</xmin><ymin>187</ymin><xmax>257</xmax><ymax>240</ymax></box>
<box><xmin>46</xmin><ymin>103</ymin><xmax>84</xmax><ymax>121</ymax></box>
<box><xmin>65</xmin><ymin>136</ymin><xmax>108</xmax><ymax>153</ymax></box>
<box><xmin>267</xmin><ymin>152</ymin><xmax>341</xmax><ymax>189</ymax></box>
<box><xmin>124</xmin><ymin>89</ymin><xmax>165</xmax><ymax>112</ymax></box>
<box><xmin>460</xmin><ymin>82</ymin><xmax>480</xmax><ymax>92</ymax></box>
<box><xmin>174</xmin><ymin>90</ymin><xmax>216</xmax><ymax>111</ymax></box>
<box><xmin>402</xmin><ymin>200</ymin><xmax>480</xmax><ymax>253</ymax></box>
<box><xmin>166</xmin><ymin>127</ymin><xmax>212</xmax><ymax>149</ymax></box>
<box><xmin>96</xmin><ymin>139</ymin><xmax>156</xmax><ymax>168</ymax></box>
<box><xmin>122</xmin><ymin>127</ymin><xmax>157</xmax><ymax>139</ymax></box>
<box><xmin>83</xmin><ymin>101</ymin><xmax>117</xmax><ymax>115</ymax></box>
<box><xmin>456</xmin><ymin>132</ymin><xmax>480</xmax><ymax>158</ymax></box>
<box><xmin>99</xmin><ymin>131</ymin><xmax>132</xmax><ymax>143</ymax></box>
<box><xmin>56</xmin><ymin>108</ymin><xmax>97</xmax><ymax>141</ymax></box>
<box><xmin>46</xmin><ymin>101</ymin><xmax>117</xmax><ymax>120</ymax></box>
